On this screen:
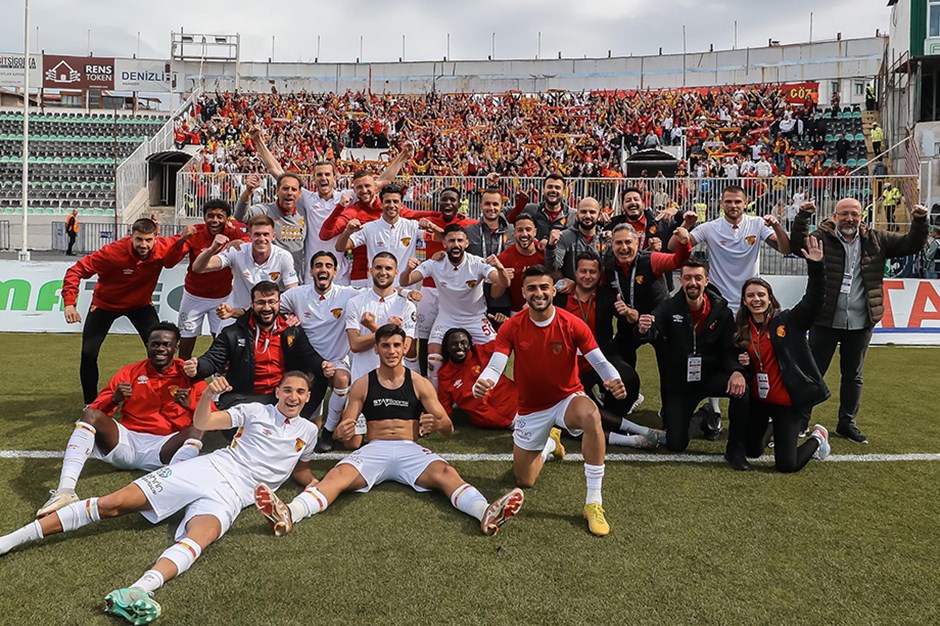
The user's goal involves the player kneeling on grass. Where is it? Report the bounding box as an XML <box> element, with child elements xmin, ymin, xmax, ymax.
<box><xmin>255</xmin><ymin>324</ymin><xmax>523</xmax><ymax>537</ymax></box>
<box><xmin>728</xmin><ymin>236</ymin><xmax>832</xmax><ymax>472</ymax></box>
<box><xmin>38</xmin><ymin>321</ymin><xmax>206</xmax><ymax>518</ymax></box>
<box><xmin>0</xmin><ymin>372</ymin><xmax>319</xmax><ymax>625</ymax></box>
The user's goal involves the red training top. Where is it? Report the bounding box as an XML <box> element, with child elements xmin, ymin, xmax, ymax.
<box><xmin>180</xmin><ymin>222</ymin><xmax>250</xmax><ymax>299</ymax></box>
<box><xmin>88</xmin><ymin>358</ymin><xmax>207</xmax><ymax>436</ymax></box>
<box><xmin>497</xmin><ymin>245</ymin><xmax>545</xmax><ymax>312</ymax></box>
<box><xmin>250</xmin><ymin>316</ymin><xmax>286</xmax><ymax>395</ymax></box>
<box><xmin>62</xmin><ymin>235</ymin><xmax>183</xmax><ymax>311</ymax></box>
<box><xmin>564</xmin><ymin>291</ymin><xmax>597</xmax><ymax>374</ymax></box>
<box><xmin>493</xmin><ymin>307</ymin><xmax>598</xmax><ymax>414</ymax></box>
<box><xmin>747</xmin><ymin>320</ymin><xmax>792</xmax><ymax>406</ymax></box>
<box><xmin>438</xmin><ymin>342</ymin><xmax>515</xmax><ymax>429</ymax></box>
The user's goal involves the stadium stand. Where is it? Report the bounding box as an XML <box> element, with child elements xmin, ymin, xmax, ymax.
<box><xmin>0</xmin><ymin>111</ymin><xmax>169</xmax><ymax>217</ymax></box>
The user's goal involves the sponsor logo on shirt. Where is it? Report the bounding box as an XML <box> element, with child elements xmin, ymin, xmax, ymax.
<box><xmin>261</xmin><ymin>428</ymin><xmax>272</xmax><ymax>436</ymax></box>
<box><xmin>140</xmin><ymin>473</ymin><xmax>163</xmax><ymax>495</ymax></box>
<box><xmin>237</xmin><ymin>338</ymin><xmax>246</xmax><ymax>347</ymax></box>
<box><xmin>331</xmin><ymin>308</ymin><xmax>343</xmax><ymax>319</ymax></box>
<box><xmin>372</xmin><ymin>398</ymin><xmax>410</xmax><ymax>408</ymax></box>
<box><xmin>454</xmin><ymin>378</ymin><xmax>463</xmax><ymax>388</ymax></box>
<box><xmin>136</xmin><ymin>375</ymin><xmax>149</xmax><ymax>384</ymax></box>
<box><xmin>123</xmin><ymin>269</ymin><xmax>134</xmax><ymax>275</ymax></box>
<box><xmin>672</xmin><ymin>314</ymin><xmax>685</xmax><ymax>323</ymax></box>
<box><xmin>157</xmin><ymin>468</ymin><xmax>173</xmax><ymax>478</ymax></box>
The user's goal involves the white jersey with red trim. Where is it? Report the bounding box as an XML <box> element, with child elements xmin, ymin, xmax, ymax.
<box><xmin>280</xmin><ymin>283</ymin><xmax>362</xmax><ymax>364</ymax></box>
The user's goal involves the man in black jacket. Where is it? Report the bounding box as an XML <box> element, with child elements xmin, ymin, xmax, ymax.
<box><xmin>636</xmin><ymin>259</ymin><xmax>749</xmax><ymax>469</ymax></box>
<box><xmin>183</xmin><ymin>281</ymin><xmax>329</xmax><ymax>417</ymax></box>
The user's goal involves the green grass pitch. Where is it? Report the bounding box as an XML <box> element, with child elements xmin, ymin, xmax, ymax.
<box><xmin>0</xmin><ymin>334</ymin><xmax>937</xmax><ymax>625</ymax></box>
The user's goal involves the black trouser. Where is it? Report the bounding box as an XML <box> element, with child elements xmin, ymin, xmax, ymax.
<box><xmin>579</xmin><ymin>355</ymin><xmax>640</xmax><ymax>418</ymax></box>
<box><xmin>661</xmin><ymin>372</ymin><xmax>748</xmax><ymax>454</ymax></box>
<box><xmin>744</xmin><ymin>401</ymin><xmax>820</xmax><ymax>473</ymax></box>
<box><xmin>66</xmin><ymin>232</ymin><xmax>77</xmax><ymax>255</ymax></box>
<box><xmin>801</xmin><ymin>325</ymin><xmax>873</xmax><ymax>430</ymax></box>
<box><xmin>615</xmin><ymin>332</ymin><xmax>670</xmax><ymax>408</ymax></box>
<box><xmin>80</xmin><ymin>305</ymin><xmax>159</xmax><ymax>403</ymax></box>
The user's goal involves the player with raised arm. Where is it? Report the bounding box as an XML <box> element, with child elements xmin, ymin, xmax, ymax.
<box><xmin>37</xmin><ymin>322</ymin><xmax>207</xmax><ymax>517</ymax></box>
<box><xmin>399</xmin><ymin>223</ymin><xmax>510</xmax><ymax>390</ymax></box>
<box><xmin>254</xmin><ymin>324</ymin><xmax>524</xmax><ymax>537</ymax></box>
<box><xmin>0</xmin><ymin>372</ymin><xmax>319</xmax><ymax>625</ymax></box>
<box><xmin>280</xmin><ymin>251</ymin><xmax>363</xmax><ymax>451</ymax></box>
<box><xmin>473</xmin><ymin>265</ymin><xmax>626</xmax><ymax>537</ymax></box>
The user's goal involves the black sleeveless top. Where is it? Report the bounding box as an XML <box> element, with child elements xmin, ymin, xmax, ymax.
<box><xmin>362</xmin><ymin>369</ymin><xmax>424</xmax><ymax>422</ymax></box>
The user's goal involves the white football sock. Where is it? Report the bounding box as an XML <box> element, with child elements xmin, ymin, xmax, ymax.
<box><xmin>0</xmin><ymin>520</ymin><xmax>43</xmax><ymax>555</ymax></box>
<box><xmin>131</xmin><ymin>570</ymin><xmax>164</xmax><ymax>594</ymax></box>
<box><xmin>709</xmin><ymin>397</ymin><xmax>721</xmax><ymax>414</ymax></box>
<box><xmin>57</xmin><ymin>497</ymin><xmax>100</xmax><ymax>532</ymax></box>
<box><xmin>618</xmin><ymin>418</ymin><xmax>652</xmax><ymax>436</ymax></box>
<box><xmin>57</xmin><ymin>421</ymin><xmax>97</xmax><ymax>492</ymax></box>
<box><xmin>584</xmin><ymin>463</ymin><xmax>605</xmax><ymax>506</ymax></box>
<box><xmin>426</xmin><ymin>353</ymin><xmax>444</xmax><ymax>391</ymax></box>
<box><xmin>159</xmin><ymin>538</ymin><xmax>201</xmax><ymax>578</ymax></box>
<box><xmin>287</xmin><ymin>487</ymin><xmax>329</xmax><ymax>523</ymax></box>
<box><xmin>449</xmin><ymin>483</ymin><xmax>488</xmax><ymax>521</ymax></box>
<box><xmin>608</xmin><ymin>432</ymin><xmax>647</xmax><ymax>448</ymax></box>
<box><xmin>540</xmin><ymin>437</ymin><xmax>557</xmax><ymax>462</ymax></box>
<box><xmin>326</xmin><ymin>388</ymin><xmax>348</xmax><ymax>432</ymax></box>
<box><xmin>168</xmin><ymin>439</ymin><xmax>202</xmax><ymax>465</ymax></box>
<box><xmin>404</xmin><ymin>356</ymin><xmax>421</xmax><ymax>373</ymax></box>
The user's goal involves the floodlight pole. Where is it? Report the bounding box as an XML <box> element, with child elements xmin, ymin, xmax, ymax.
<box><xmin>20</xmin><ymin>0</ymin><xmax>30</xmax><ymax>261</ymax></box>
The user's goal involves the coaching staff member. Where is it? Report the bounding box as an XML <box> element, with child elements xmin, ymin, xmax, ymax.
<box><xmin>62</xmin><ymin>218</ymin><xmax>192</xmax><ymax>404</ymax></box>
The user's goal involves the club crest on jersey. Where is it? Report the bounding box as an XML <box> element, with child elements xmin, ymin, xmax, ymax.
<box><xmin>745</xmin><ymin>235</ymin><xmax>757</xmax><ymax>246</ymax></box>
<box><xmin>649</xmin><ymin>226</ymin><xmax>658</xmax><ymax>234</ymax></box>
<box><xmin>635</xmin><ymin>275</ymin><xmax>644</xmax><ymax>285</ymax></box>
<box><xmin>286</xmin><ymin>335</ymin><xmax>295</xmax><ymax>347</ymax></box>
<box><xmin>295</xmin><ymin>438</ymin><xmax>305</xmax><ymax>452</ymax></box>
<box><xmin>466</xmin><ymin>280</ymin><xmax>478</xmax><ymax>289</ymax></box>
<box><xmin>270</xmin><ymin>272</ymin><xmax>281</xmax><ymax>281</ymax></box>
<box><xmin>401</xmin><ymin>237</ymin><xmax>412</xmax><ymax>246</ymax></box>
<box><xmin>709</xmin><ymin>320</ymin><xmax>717</xmax><ymax>330</ymax></box>
<box><xmin>331</xmin><ymin>308</ymin><xmax>343</xmax><ymax>319</ymax></box>
<box><xmin>550</xmin><ymin>342</ymin><xmax>563</xmax><ymax>355</ymax></box>
<box><xmin>777</xmin><ymin>326</ymin><xmax>787</xmax><ymax>337</ymax></box>
<box><xmin>472</xmin><ymin>365</ymin><xmax>481</xmax><ymax>375</ymax></box>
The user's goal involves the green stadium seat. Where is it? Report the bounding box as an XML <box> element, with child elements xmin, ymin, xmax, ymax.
<box><xmin>825</xmin><ymin>134</ymin><xmax>834</xmax><ymax>143</ymax></box>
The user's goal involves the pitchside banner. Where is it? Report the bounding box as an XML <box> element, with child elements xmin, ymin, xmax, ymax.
<box><xmin>43</xmin><ymin>55</ymin><xmax>114</xmax><ymax>90</ymax></box>
<box><xmin>114</xmin><ymin>58</ymin><xmax>172</xmax><ymax>92</ymax></box>
<box><xmin>1</xmin><ymin>261</ymin><xmax>938</xmax><ymax>344</ymax></box>
<box><xmin>0</xmin><ymin>53</ymin><xmax>41</xmax><ymax>89</ymax></box>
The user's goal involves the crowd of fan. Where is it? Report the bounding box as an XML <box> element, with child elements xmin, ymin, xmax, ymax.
<box><xmin>175</xmin><ymin>85</ymin><xmax>857</xmax><ymax>179</ymax></box>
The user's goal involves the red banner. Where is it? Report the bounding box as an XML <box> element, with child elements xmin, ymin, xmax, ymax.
<box><xmin>43</xmin><ymin>55</ymin><xmax>114</xmax><ymax>90</ymax></box>
<box><xmin>780</xmin><ymin>82</ymin><xmax>819</xmax><ymax>104</ymax></box>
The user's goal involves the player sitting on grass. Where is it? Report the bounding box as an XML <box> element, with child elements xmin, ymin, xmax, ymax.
<box><xmin>37</xmin><ymin>322</ymin><xmax>206</xmax><ymax>518</ymax></box>
<box><xmin>0</xmin><ymin>372</ymin><xmax>319</xmax><ymax>625</ymax></box>
<box><xmin>254</xmin><ymin>323</ymin><xmax>524</xmax><ymax>537</ymax></box>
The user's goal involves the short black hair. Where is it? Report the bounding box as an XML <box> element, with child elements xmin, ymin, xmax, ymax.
<box><xmin>513</xmin><ymin>213</ymin><xmax>536</xmax><ymax>228</ymax></box>
<box><xmin>522</xmin><ymin>264</ymin><xmax>552</xmax><ymax>281</ymax></box>
<box><xmin>621</xmin><ymin>186</ymin><xmax>643</xmax><ymax>198</ymax></box>
<box><xmin>681</xmin><ymin>258</ymin><xmax>710</xmax><ymax>276</ymax></box>
<box><xmin>375</xmin><ymin>323</ymin><xmax>407</xmax><ymax>343</ymax></box>
<box><xmin>544</xmin><ymin>172</ymin><xmax>565</xmax><ymax>185</ymax></box>
<box><xmin>575</xmin><ymin>251</ymin><xmax>601</xmax><ymax>269</ymax></box>
<box><xmin>147</xmin><ymin>321</ymin><xmax>181</xmax><ymax>342</ymax></box>
<box><xmin>440</xmin><ymin>327</ymin><xmax>472</xmax><ymax>364</ymax></box>
<box><xmin>131</xmin><ymin>218</ymin><xmax>157</xmax><ymax>235</ymax></box>
<box><xmin>202</xmin><ymin>199</ymin><xmax>232</xmax><ymax>217</ymax></box>
<box><xmin>279</xmin><ymin>370</ymin><xmax>311</xmax><ymax>388</ymax></box>
<box><xmin>372</xmin><ymin>251</ymin><xmax>398</xmax><ymax>266</ymax></box>
<box><xmin>379</xmin><ymin>182</ymin><xmax>405</xmax><ymax>200</ymax></box>
<box><xmin>251</xmin><ymin>280</ymin><xmax>280</xmax><ymax>299</ymax></box>
<box><xmin>442</xmin><ymin>223</ymin><xmax>466</xmax><ymax>238</ymax></box>
<box><xmin>440</xmin><ymin>186</ymin><xmax>461</xmax><ymax>199</ymax></box>
<box><xmin>722</xmin><ymin>184</ymin><xmax>746</xmax><ymax>198</ymax></box>
<box><xmin>311</xmin><ymin>250</ymin><xmax>337</xmax><ymax>268</ymax></box>
<box><xmin>481</xmin><ymin>186</ymin><xmax>503</xmax><ymax>199</ymax></box>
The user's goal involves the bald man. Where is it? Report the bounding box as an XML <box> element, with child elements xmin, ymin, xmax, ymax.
<box><xmin>546</xmin><ymin>197</ymin><xmax>608</xmax><ymax>286</ymax></box>
<box><xmin>790</xmin><ymin>198</ymin><xmax>929</xmax><ymax>443</ymax></box>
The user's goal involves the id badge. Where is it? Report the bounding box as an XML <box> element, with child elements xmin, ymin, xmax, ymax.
<box><xmin>687</xmin><ymin>355</ymin><xmax>702</xmax><ymax>383</ymax></box>
<box><xmin>840</xmin><ymin>274</ymin><xmax>852</xmax><ymax>295</ymax></box>
<box><xmin>757</xmin><ymin>372</ymin><xmax>770</xmax><ymax>399</ymax></box>
<box><xmin>354</xmin><ymin>414</ymin><xmax>367</xmax><ymax>436</ymax></box>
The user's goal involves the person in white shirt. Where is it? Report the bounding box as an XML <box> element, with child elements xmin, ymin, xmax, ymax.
<box><xmin>679</xmin><ymin>183</ymin><xmax>791</xmax><ymax>436</ymax></box>
<box><xmin>399</xmin><ymin>223</ymin><xmax>511</xmax><ymax>390</ymax></box>
<box><xmin>345</xmin><ymin>252</ymin><xmax>418</xmax><ymax>383</ymax></box>
<box><xmin>192</xmin><ymin>214</ymin><xmax>299</xmax><ymax>319</ymax></box>
<box><xmin>0</xmin><ymin>372</ymin><xmax>319</xmax><ymax>625</ymax></box>
<box><xmin>335</xmin><ymin>183</ymin><xmax>440</xmax><ymax>286</ymax></box>
<box><xmin>280</xmin><ymin>250</ymin><xmax>363</xmax><ymax>451</ymax></box>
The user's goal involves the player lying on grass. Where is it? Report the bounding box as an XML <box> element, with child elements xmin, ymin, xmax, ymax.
<box><xmin>0</xmin><ymin>372</ymin><xmax>319</xmax><ymax>625</ymax></box>
<box><xmin>254</xmin><ymin>324</ymin><xmax>524</xmax><ymax>537</ymax></box>
<box><xmin>38</xmin><ymin>321</ymin><xmax>206</xmax><ymax>518</ymax></box>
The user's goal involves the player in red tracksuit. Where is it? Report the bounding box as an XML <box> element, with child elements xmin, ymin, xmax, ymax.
<box><xmin>437</xmin><ymin>328</ymin><xmax>514</xmax><ymax>429</ymax></box>
<box><xmin>175</xmin><ymin>199</ymin><xmax>250</xmax><ymax>359</ymax></box>
<box><xmin>62</xmin><ymin>218</ymin><xmax>192</xmax><ymax>404</ymax></box>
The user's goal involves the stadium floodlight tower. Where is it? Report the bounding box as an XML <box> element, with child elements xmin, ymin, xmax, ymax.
<box><xmin>170</xmin><ymin>30</ymin><xmax>240</xmax><ymax>94</ymax></box>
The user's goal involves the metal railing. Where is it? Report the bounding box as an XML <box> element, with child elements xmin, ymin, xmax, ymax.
<box><xmin>51</xmin><ymin>221</ymin><xmax>188</xmax><ymax>255</ymax></box>
<box><xmin>0</xmin><ymin>220</ymin><xmax>10</xmax><ymax>250</ymax></box>
<box><xmin>115</xmin><ymin>89</ymin><xmax>203</xmax><ymax>217</ymax></box>
<box><xmin>175</xmin><ymin>172</ymin><xmax>920</xmax><ymax>230</ymax></box>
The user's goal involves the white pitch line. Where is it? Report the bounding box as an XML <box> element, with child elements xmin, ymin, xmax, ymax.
<box><xmin>2</xmin><ymin>450</ymin><xmax>940</xmax><ymax>463</ymax></box>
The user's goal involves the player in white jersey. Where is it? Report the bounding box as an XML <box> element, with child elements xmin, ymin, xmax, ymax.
<box><xmin>193</xmin><ymin>214</ymin><xmax>299</xmax><ymax>317</ymax></box>
<box><xmin>0</xmin><ymin>372</ymin><xmax>319</xmax><ymax>625</ymax></box>
<box><xmin>253</xmin><ymin>324</ymin><xmax>524</xmax><ymax>538</ymax></box>
<box><xmin>280</xmin><ymin>250</ymin><xmax>363</xmax><ymax>451</ymax></box>
<box><xmin>335</xmin><ymin>183</ymin><xmax>441</xmax><ymax>287</ymax></box>
<box><xmin>345</xmin><ymin>252</ymin><xmax>418</xmax><ymax>384</ymax></box>
<box><xmin>400</xmin><ymin>223</ymin><xmax>511</xmax><ymax>390</ymax></box>
<box><xmin>681</xmin><ymin>183</ymin><xmax>791</xmax><ymax>432</ymax></box>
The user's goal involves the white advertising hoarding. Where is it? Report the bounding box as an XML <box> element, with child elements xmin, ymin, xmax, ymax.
<box><xmin>0</xmin><ymin>53</ymin><xmax>41</xmax><ymax>90</ymax></box>
<box><xmin>113</xmin><ymin>58</ymin><xmax>172</xmax><ymax>92</ymax></box>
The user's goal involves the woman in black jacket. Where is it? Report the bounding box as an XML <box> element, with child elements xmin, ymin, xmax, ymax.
<box><xmin>731</xmin><ymin>236</ymin><xmax>832</xmax><ymax>472</ymax></box>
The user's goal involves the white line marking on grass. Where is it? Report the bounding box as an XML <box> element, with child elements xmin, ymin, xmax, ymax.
<box><xmin>3</xmin><ymin>450</ymin><xmax>940</xmax><ymax>463</ymax></box>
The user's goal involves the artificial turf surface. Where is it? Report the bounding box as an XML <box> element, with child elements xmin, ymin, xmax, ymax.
<box><xmin>0</xmin><ymin>334</ymin><xmax>937</xmax><ymax>625</ymax></box>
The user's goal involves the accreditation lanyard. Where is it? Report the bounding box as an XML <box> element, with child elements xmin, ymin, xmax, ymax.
<box><xmin>840</xmin><ymin>236</ymin><xmax>860</xmax><ymax>295</ymax></box>
<box><xmin>687</xmin><ymin>312</ymin><xmax>702</xmax><ymax>383</ymax></box>
<box><xmin>748</xmin><ymin>319</ymin><xmax>771</xmax><ymax>399</ymax></box>
<box><xmin>614</xmin><ymin>263</ymin><xmax>638</xmax><ymax>308</ymax></box>
<box><xmin>575</xmin><ymin>292</ymin><xmax>595</xmax><ymax>324</ymax></box>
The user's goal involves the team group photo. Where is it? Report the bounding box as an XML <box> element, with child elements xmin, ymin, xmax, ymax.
<box><xmin>0</xmin><ymin>1</ymin><xmax>938</xmax><ymax>624</ymax></box>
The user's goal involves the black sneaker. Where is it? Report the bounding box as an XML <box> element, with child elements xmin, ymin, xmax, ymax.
<box><xmin>835</xmin><ymin>424</ymin><xmax>868</xmax><ymax>444</ymax></box>
<box><xmin>724</xmin><ymin>453</ymin><xmax>751</xmax><ymax>472</ymax></box>
<box><xmin>315</xmin><ymin>428</ymin><xmax>334</xmax><ymax>453</ymax></box>
<box><xmin>702</xmin><ymin>405</ymin><xmax>722</xmax><ymax>441</ymax></box>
